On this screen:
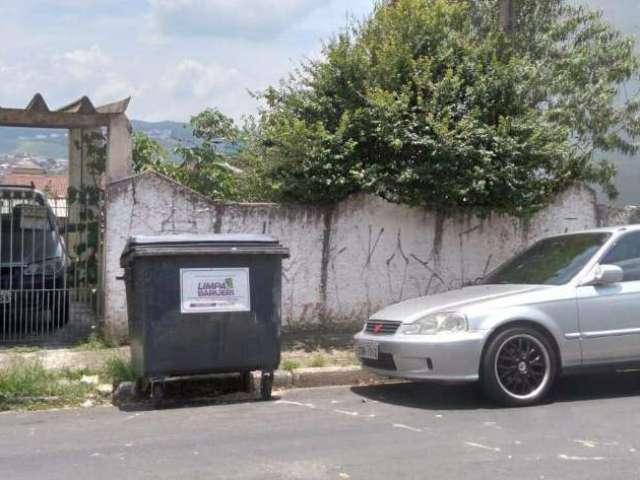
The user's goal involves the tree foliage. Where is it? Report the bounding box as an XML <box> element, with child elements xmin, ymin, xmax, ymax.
<box><xmin>256</xmin><ymin>0</ymin><xmax>640</xmax><ymax>215</ymax></box>
<box><xmin>132</xmin><ymin>131</ymin><xmax>168</xmax><ymax>173</ymax></box>
<box><xmin>132</xmin><ymin>110</ymin><xmax>273</xmax><ymax>202</ymax></box>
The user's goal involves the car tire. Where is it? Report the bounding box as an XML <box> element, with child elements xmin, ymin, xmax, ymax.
<box><xmin>481</xmin><ymin>327</ymin><xmax>556</xmax><ymax>407</ymax></box>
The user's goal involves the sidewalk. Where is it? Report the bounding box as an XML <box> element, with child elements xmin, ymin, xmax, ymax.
<box><xmin>0</xmin><ymin>332</ymin><xmax>358</xmax><ymax>373</ymax></box>
<box><xmin>0</xmin><ymin>332</ymin><xmax>392</xmax><ymax>411</ymax></box>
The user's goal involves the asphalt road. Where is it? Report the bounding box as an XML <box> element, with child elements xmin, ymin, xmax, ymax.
<box><xmin>1</xmin><ymin>374</ymin><xmax>640</xmax><ymax>480</ymax></box>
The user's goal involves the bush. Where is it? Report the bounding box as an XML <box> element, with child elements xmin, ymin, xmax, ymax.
<box><xmin>256</xmin><ymin>0</ymin><xmax>640</xmax><ymax>215</ymax></box>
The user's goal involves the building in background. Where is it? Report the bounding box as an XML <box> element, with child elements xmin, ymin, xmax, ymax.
<box><xmin>1</xmin><ymin>158</ymin><xmax>68</xmax><ymax>217</ymax></box>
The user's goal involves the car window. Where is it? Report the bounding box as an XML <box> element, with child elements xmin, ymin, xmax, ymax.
<box><xmin>0</xmin><ymin>201</ymin><xmax>62</xmax><ymax>265</ymax></box>
<box><xmin>601</xmin><ymin>232</ymin><xmax>640</xmax><ymax>282</ymax></box>
<box><xmin>483</xmin><ymin>233</ymin><xmax>610</xmax><ymax>286</ymax></box>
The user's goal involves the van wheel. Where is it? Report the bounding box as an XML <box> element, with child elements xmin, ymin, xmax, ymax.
<box><xmin>481</xmin><ymin>327</ymin><xmax>556</xmax><ymax>406</ymax></box>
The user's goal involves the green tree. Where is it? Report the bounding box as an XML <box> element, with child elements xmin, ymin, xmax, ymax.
<box><xmin>132</xmin><ymin>131</ymin><xmax>169</xmax><ymax>173</ymax></box>
<box><xmin>132</xmin><ymin>111</ymin><xmax>274</xmax><ymax>202</ymax></box>
<box><xmin>256</xmin><ymin>0</ymin><xmax>640</xmax><ymax>215</ymax></box>
<box><xmin>166</xmin><ymin>109</ymin><xmax>239</xmax><ymax>200</ymax></box>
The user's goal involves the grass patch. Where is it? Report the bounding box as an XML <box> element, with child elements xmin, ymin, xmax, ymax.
<box><xmin>0</xmin><ymin>361</ymin><xmax>97</xmax><ymax>411</ymax></box>
<box><xmin>73</xmin><ymin>333</ymin><xmax>117</xmax><ymax>351</ymax></box>
<box><xmin>280</xmin><ymin>359</ymin><xmax>301</xmax><ymax>371</ymax></box>
<box><xmin>280</xmin><ymin>349</ymin><xmax>358</xmax><ymax>370</ymax></box>
<box><xmin>103</xmin><ymin>357</ymin><xmax>136</xmax><ymax>386</ymax></box>
<box><xmin>2</xmin><ymin>346</ymin><xmax>41</xmax><ymax>354</ymax></box>
<box><xmin>309</xmin><ymin>354</ymin><xmax>327</xmax><ymax>368</ymax></box>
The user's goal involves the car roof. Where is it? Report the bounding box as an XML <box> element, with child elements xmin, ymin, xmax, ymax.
<box><xmin>0</xmin><ymin>185</ymin><xmax>47</xmax><ymax>198</ymax></box>
<box><xmin>550</xmin><ymin>224</ymin><xmax>640</xmax><ymax>237</ymax></box>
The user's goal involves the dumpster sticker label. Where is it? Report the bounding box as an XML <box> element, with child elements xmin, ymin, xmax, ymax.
<box><xmin>180</xmin><ymin>268</ymin><xmax>251</xmax><ymax>314</ymax></box>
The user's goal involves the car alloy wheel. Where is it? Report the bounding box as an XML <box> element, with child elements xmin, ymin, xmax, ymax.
<box><xmin>494</xmin><ymin>334</ymin><xmax>551</xmax><ymax>401</ymax></box>
<box><xmin>482</xmin><ymin>327</ymin><xmax>556</xmax><ymax>406</ymax></box>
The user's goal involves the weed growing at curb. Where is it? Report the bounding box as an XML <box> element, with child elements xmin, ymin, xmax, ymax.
<box><xmin>309</xmin><ymin>354</ymin><xmax>327</xmax><ymax>368</ymax></box>
<box><xmin>74</xmin><ymin>333</ymin><xmax>117</xmax><ymax>351</ymax></box>
<box><xmin>281</xmin><ymin>359</ymin><xmax>301</xmax><ymax>371</ymax></box>
<box><xmin>2</xmin><ymin>346</ymin><xmax>41</xmax><ymax>354</ymax></box>
<box><xmin>103</xmin><ymin>357</ymin><xmax>135</xmax><ymax>386</ymax></box>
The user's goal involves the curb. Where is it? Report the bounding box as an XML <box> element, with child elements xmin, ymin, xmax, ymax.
<box><xmin>268</xmin><ymin>366</ymin><xmax>386</xmax><ymax>389</ymax></box>
<box><xmin>0</xmin><ymin>348</ymin><xmax>388</xmax><ymax>391</ymax></box>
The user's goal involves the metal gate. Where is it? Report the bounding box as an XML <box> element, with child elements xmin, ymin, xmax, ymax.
<box><xmin>0</xmin><ymin>93</ymin><xmax>133</xmax><ymax>345</ymax></box>
<box><xmin>0</xmin><ymin>185</ymin><xmax>103</xmax><ymax>344</ymax></box>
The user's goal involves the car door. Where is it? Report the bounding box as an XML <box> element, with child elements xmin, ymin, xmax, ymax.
<box><xmin>577</xmin><ymin>231</ymin><xmax>640</xmax><ymax>365</ymax></box>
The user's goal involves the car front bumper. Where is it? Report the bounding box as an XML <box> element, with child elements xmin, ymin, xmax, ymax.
<box><xmin>353</xmin><ymin>330</ymin><xmax>487</xmax><ymax>382</ymax></box>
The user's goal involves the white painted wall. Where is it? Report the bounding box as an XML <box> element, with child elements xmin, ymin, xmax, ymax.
<box><xmin>103</xmin><ymin>171</ymin><xmax>600</xmax><ymax>339</ymax></box>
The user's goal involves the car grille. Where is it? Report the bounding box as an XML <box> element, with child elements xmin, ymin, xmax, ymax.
<box><xmin>365</xmin><ymin>320</ymin><xmax>402</xmax><ymax>335</ymax></box>
<box><xmin>362</xmin><ymin>353</ymin><xmax>397</xmax><ymax>371</ymax></box>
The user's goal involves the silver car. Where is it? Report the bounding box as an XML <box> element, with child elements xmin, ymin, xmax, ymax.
<box><xmin>354</xmin><ymin>225</ymin><xmax>640</xmax><ymax>406</ymax></box>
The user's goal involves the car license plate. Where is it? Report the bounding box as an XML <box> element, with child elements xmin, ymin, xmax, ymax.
<box><xmin>356</xmin><ymin>341</ymin><xmax>379</xmax><ymax>360</ymax></box>
<box><xmin>0</xmin><ymin>291</ymin><xmax>10</xmax><ymax>304</ymax></box>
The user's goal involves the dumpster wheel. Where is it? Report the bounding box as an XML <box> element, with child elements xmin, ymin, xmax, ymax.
<box><xmin>151</xmin><ymin>381</ymin><xmax>166</xmax><ymax>408</ymax></box>
<box><xmin>260</xmin><ymin>371</ymin><xmax>274</xmax><ymax>401</ymax></box>
<box><xmin>134</xmin><ymin>378</ymin><xmax>151</xmax><ymax>398</ymax></box>
<box><xmin>241</xmin><ymin>371</ymin><xmax>254</xmax><ymax>394</ymax></box>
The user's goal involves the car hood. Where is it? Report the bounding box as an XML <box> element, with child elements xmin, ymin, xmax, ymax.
<box><xmin>370</xmin><ymin>284</ymin><xmax>549</xmax><ymax>323</ymax></box>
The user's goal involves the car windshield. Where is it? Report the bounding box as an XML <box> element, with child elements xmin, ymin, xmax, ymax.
<box><xmin>0</xmin><ymin>205</ymin><xmax>62</xmax><ymax>265</ymax></box>
<box><xmin>483</xmin><ymin>233</ymin><xmax>611</xmax><ymax>286</ymax></box>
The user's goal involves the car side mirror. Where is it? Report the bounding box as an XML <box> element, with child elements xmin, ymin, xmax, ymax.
<box><xmin>583</xmin><ymin>264</ymin><xmax>624</xmax><ymax>286</ymax></box>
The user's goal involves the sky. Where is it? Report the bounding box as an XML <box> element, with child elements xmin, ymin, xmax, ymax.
<box><xmin>0</xmin><ymin>0</ymin><xmax>638</xmax><ymax>123</ymax></box>
<box><xmin>0</xmin><ymin>0</ymin><xmax>374</xmax><ymax>122</ymax></box>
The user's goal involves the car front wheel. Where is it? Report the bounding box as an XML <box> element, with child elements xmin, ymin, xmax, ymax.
<box><xmin>481</xmin><ymin>327</ymin><xmax>556</xmax><ymax>406</ymax></box>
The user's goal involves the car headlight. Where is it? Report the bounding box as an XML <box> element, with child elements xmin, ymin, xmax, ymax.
<box><xmin>24</xmin><ymin>258</ymin><xmax>63</xmax><ymax>277</ymax></box>
<box><xmin>401</xmin><ymin>312</ymin><xmax>468</xmax><ymax>335</ymax></box>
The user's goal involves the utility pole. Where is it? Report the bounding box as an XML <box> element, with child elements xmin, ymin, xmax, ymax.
<box><xmin>501</xmin><ymin>0</ymin><xmax>516</xmax><ymax>34</ymax></box>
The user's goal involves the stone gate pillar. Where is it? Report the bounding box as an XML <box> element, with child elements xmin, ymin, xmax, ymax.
<box><xmin>106</xmin><ymin>114</ymin><xmax>133</xmax><ymax>184</ymax></box>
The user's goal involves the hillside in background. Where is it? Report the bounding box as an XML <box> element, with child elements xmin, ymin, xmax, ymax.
<box><xmin>0</xmin><ymin>120</ymin><xmax>194</xmax><ymax>161</ymax></box>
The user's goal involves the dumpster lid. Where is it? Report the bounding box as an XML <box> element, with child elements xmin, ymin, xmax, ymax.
<box><xmin>127</xmin><ymin>234</ymin><xmax>280</xmax><ymax>246</ymax></box>
<box><xmin>121</xmin><ymin>234</ymin><xmax>289</xmax><ymax>266</ymax></box>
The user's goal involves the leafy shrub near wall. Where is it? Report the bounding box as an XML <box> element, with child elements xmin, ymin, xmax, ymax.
<box><xmin>255</xmin><ymin>0</ymin><xmax>640</xmax><ymax>216</ymax></box>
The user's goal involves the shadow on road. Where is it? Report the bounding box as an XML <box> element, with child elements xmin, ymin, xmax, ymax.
<box><xmin>116</xmin><ymin>376</ymin><xmax>279</xmax><ymax>412</ymax></box>
<box><xmin>351</xmin><ymin>382</ymin><xmax>488</xmax><ymax>410</ymax></box>
<box><xmin>351</xmin><ymin>372</ymin><xmax>640</xmax><ymax>410</ymax></box>
<box><xmin>553</xmin><ymin>372</ymin><xmax>640</xmax><ymax>403</ymax></box>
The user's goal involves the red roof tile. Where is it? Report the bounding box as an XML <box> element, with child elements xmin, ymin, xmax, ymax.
<box><xmin>2</xmin><ymin>174</ymin><xmax>68</xmax><ymax>198</ymax></box>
